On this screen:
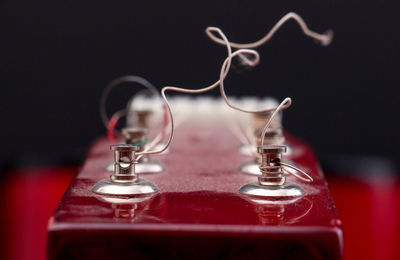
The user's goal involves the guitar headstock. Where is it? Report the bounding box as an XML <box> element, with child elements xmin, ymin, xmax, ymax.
<box><xmin>48</xmin><ymin>96</ymin><xmax>343</xmax><ymax>259</ymax></box>
<box><xmin>48</xmin><ymin>12</ymin><xmax>339</xmax><ymax>259</ymax></box>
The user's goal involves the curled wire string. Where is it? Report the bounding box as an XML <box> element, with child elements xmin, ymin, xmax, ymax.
<box><xmin>106</xmin><ymin>102</ymin><xmax>188</xmax><ymax>162</ymax></box>
<box><xmin>281</xmin><ymin>162</ymin><xmax>313</xmax><ymax>182</ymax></box>
<box><xmin>135</xmin><ymin>132</ymin><xmax>163</xmax><ymax>162</ymax></box>
<box><xmin>135</xmin><ymin>13</ymin><xmax>331</xmax><ymax>157</ymax></box>
<box><xmin>258</xmin><ymin>98</ymin><xmax>314</xmax><ymax>183</ymax></box>
<box><xmin>135</xmin><ymin>112</ymin><xmax>186</xmax><ymax>162</ymax></box>
<box><xmin>137</xmin><ymin>28</ymin><xmax>260</xmax><ymax>156</ymax></box>
<box><xmin>206</xmin><ymin>12</ymin><xmax>333</xmax><ymax>49</ymax></box>
<box><xmin>218</xmin><ymin>12</ymin><xmax>331</xmax><ymax>148</ymax></box>
<box><xmin>100</xmin><ymin>75</ymin><xmax>160</xmax><ymax>128</ymax></box>
<box><xmin>208</xmin><ymin>12</ymin><xmax>332</xmax><ymax>114</ymax></box>
<box><xmin>99</xmin><ymin>27</ymin><xmax>241</xmax><ymax>154</ymax></box>
<box><xmin>218</xmin><ymin>54</ymin><xmax>291</xmax><ymax>114</ymax></box>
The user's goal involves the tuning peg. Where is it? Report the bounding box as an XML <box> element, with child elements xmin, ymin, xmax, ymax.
<box><xmin>93</xmin><ymin>144</ymin><xmax>158</xmax><ymax>196</ymax></box>
<box><xmin>105</xmin><ymin>127</ymin><xmax>165</xmax><ymax>173</ymax></box>
<box><xmin>239</xmin><ymin>145</ymin><xmax>308</xmax><ymax>199</ymax></box>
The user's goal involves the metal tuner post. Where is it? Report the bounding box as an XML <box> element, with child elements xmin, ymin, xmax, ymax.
<box><xmin>239</xmin><ymin>145</ymin><xmax>312</xmax><ymax>199</ymax></box>
<box><xmin>105</xmin><ymin>127</ymin><xmax>164</xmax><ymax>174</ymax></box>
<box><xmin>93</xmin><ymin>144</ymin><xmax>158</xmax><ymax>196</ymax></box>
<box><xmin>239</xmin><ymin>128</ymin><xmax>286</xmax><ymax>175</ymax></box>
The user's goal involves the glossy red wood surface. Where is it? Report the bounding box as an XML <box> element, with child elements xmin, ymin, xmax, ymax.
<box><xmin>2</xmin><ymin>166</ymin><xmax>398</xmax><ymax>260</ymax></box>
<box><xmin>47</xmin><ymin>127</ymin><xmax>343</xmax><ymax>259</ymax></box>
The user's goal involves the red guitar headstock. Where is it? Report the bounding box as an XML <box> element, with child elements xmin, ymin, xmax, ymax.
<box><xmin>47</xmin><ymin>97</ymin><xmax>343</xmax><ymax>259</ymax></box>
<box><xmin>48</xmin><ymin>13</ymin><xmax>338</xmax><ymax>259</ymax></box>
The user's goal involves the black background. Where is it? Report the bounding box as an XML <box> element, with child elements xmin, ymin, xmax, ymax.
<box><xmin>1</xmin><ymin>1</ymin><xmax>399</xmax><ymax>169</ymax></box>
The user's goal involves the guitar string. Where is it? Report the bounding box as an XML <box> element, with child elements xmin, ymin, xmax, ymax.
<box><xmin>105</xmin><ymin>103</ymin><xmax>186</xmax><ymax>162</ymax></box>
<box><xmin>260</xmin><ymin>97</ymin><xmax>291</xmax><ymax>148</ymax></box>
<box><xmin>210</xmin><ymin>12</ymin><xmax>332</xmax><ymax>150</ymax></box>
<box><xmin>209</xmin><ymin>12</ymin><xmax>332</xmax><ymax>114</ymax></box>
<box><xmin>137</xmin><ymin>12</ymin><xmax>332</xmax><ymax>157</ymax></box>
<box><xmin>100</xmin><ymin>75</ymin><xmax>161</xmax><ymax>128</ymax></box>
<box><xmin>212</xmin><ymin>12</ymin><xmax>330</xmax><ymax>183</ymax></box>
<box><xmin>101</xmin><ymin>13</ymin><xmax>331</xmax><ymax>166</ymax></box>
<box><xmin>100</xmin><ymin>76</ymin><xmax>172</xmax><ymax>150</ymax></box>
<box><xmin>281</xmin><ymin>162</ymin><xmax>313</xmax><ymax>182</ymax></box>
<box><xmin>102</xmin><ymin>27</ymin><xmax>255</xmax><ymax>154</ymax></box>
<box><xmin>96</xmin><ymin>13</ymin><xmax>331</xmax><ymax>160</ymax></box>
<box><xmin>206</xmin><ymin>12</ymin><xmax>333</xmax><ymax>50</ymax></box>
<box><xmin>99</xmin><ymin>32</ymin><xmax>254</xmax><ymax>154</ymax></box>
<box><xmin>137</xmin><ymin>31</ymin><xmax>259</xmax><ymax>156</ymax></box>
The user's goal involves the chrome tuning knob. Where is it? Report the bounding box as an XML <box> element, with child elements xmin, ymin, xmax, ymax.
<box><xmin>239</xmin><ymin>145</ymin><xmax>312</xmax><ymax>199</ymax></box>
<box><xmin>93</xmin><ymin>144</ymin><xmax>158</xmax><ymax>196</ymax></box>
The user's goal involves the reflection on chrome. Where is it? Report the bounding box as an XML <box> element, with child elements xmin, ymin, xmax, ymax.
<box><xmin>245</xmin><ymin>196</ymin><xmax>313</xmax><ymax>225</ymax></box>
<box><xmin>96</xmin><ymin>195</ymin><xmax>160</xmax><ymax>223</ymax></box>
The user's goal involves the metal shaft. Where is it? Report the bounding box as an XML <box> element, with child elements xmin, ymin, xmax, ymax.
<box><xmin>110</xmin><ymin>145</ymin><xmax>139</xmax><ymax>183</ymax></box>
<box><xmin>258</xmin><ymin>146</ymin><xmax>286</xmax><ymax>186</ymax></box>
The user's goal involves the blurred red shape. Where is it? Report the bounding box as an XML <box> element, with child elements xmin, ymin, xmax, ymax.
<box><xmin>0</xmin><ymin>167</ymin><xmax>77</xmax><ymax>260</ymax></box>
